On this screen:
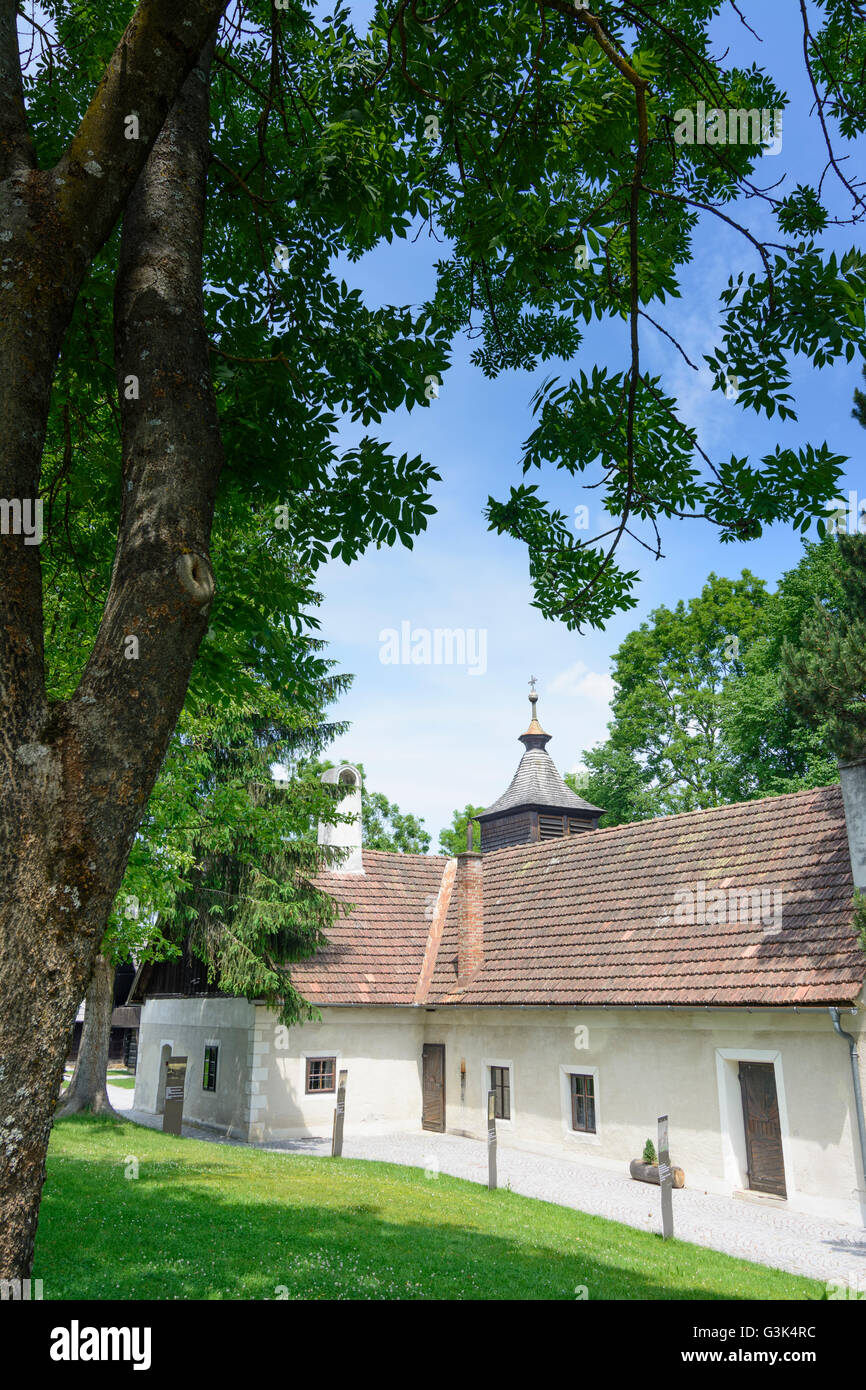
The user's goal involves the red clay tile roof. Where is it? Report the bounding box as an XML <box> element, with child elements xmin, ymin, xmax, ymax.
<box><xmin>291</xmin><ymin>850</ymin><xmax>448</xmax><ymax>1005</ymax></box>
<box><xmin>427</xmin><ymin>784</ymin><xmax>866</xmax><ymax>1008</ymax></box>
<box><xmin>299</xmin><ymin>785</ymin><xmax>866</xmax><ymax>1009</ymax></box>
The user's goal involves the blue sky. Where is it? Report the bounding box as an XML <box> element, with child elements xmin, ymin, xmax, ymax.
<box><xmin>315</xmin><ymin>3</ymin><xmax>866</xmax><ymax>845</ymax></box>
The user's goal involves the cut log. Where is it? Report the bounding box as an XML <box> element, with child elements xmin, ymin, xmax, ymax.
<box><xmin>629</xmin><ymin>1159</ymin><xmax>685</xmax><ymax>1188</ymax></box>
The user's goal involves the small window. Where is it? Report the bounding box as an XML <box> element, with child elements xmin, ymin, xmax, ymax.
<box><xmin>570</xmin><ymin>1073</ymin><xmax>596</xmax><ymax>1133</ymax></box>
<box><xmin>202</xmin><ymin>1045</ymin><xmax>218</xmax><ymax>1093</ymax></box>
<box><xmin>490</xmin><ymin>1065</ymin><xmax>511</xmax><ymax>1120</ymax></box>
<box><xmin>306</xmin><ymin>1056</ymin><xmax>336</xmax><ymax>1093</ymax></box>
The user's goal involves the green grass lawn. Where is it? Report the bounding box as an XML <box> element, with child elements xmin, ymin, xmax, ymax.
<box><xmin>59</xmin><ymin>1071</ymin><xmax>136</xmax><ymax>1092</ymax></box>
<box><xmin>35</xmin><ymin>1115</ymin><xmax>824</xmax><ymax>1301</ymax></box>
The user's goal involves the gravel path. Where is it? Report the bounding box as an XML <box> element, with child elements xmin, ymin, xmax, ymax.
<box><xmin>108</xmin><ymin>1084</ymin><xmax>866</xmax><ymax>1290</ymax></box>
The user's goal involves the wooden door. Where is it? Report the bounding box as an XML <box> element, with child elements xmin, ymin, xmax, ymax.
<box><xmin>422</xmin><ymin>1044</ymin><xmax>445</xmax><ymax>1132</ymax></box>
<box><xmin>738</xmin><ymin>1061</ymin><xmax>787</xmax><ymax>1198</ymax></box>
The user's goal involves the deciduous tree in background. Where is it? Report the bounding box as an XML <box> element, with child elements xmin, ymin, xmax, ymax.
<box><xmin>439</xmin><ymin>804</ymin><xmax>485</xmax><ymax>855</ymax></box>
<box><xmin>362</xmin><ymin>787</ymin><xmax>431</xmax><ymax>854</ymax></box>
<box><xmin>297</xmin><ymin>760</ymin><xmax>431</xmax><ymax>853</ymax></box>
<box><xmin>572</xmin><ymin>572</ymin><xmax>770</xmax><ymax>818</ymax></box>
<box><xmin>571</xmin><ymin>549</ymin><xmax>844</xmax><ymax>824</ymax></box>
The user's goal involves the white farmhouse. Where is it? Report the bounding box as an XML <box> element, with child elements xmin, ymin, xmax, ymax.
<box><xmin>132</xmin><ymin>693</ymin><xmax>866</xmax><ymax>1225</ymax></box>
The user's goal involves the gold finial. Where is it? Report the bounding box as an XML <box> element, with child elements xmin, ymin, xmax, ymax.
<box><xmin>522</xmin><ymin>674</ymin><xmax>548</xmax><ymax>742</ymax></box>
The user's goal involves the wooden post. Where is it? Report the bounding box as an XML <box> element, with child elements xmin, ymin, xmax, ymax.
<box><xmin>658</xmin><ymin>1113</ymin><xmax>674</xmax><ymax>1239</ymax></box>
<box><xmin>331</xmin><ymin>1068</ymin><xmax>348</xmax><ymax>1157</ymax></box>
<box><xmin>487</xmin><ymin>1089</ymin><xmax>497</xmax><ymax>1190</ymax></box>
<box><xmin>162</xmin><ymin>1056</ymin><xmax>187</xmax><ymax>1136</ymax></box>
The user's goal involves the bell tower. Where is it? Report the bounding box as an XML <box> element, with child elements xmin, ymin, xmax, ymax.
<box><xmin>476</xmin><ymin>680</ymin><xmax>603</xmax><ymax>852</ymax></box>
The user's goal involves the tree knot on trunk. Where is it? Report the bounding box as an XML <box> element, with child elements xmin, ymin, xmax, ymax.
<box><xmin>175</xmin><ymin>551</ymin><xmax>214</xmax><ymax>606</ymax></box>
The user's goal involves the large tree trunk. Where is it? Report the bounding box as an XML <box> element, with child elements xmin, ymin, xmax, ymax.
<box><xmin>56</xmin><ymin>955</ymin><xmax>119</xmax><ymax>1119</ymax></box>
<box><xmin>0</xmin><ymin>18</ymin><xmax>224</xmax><ymax>1281</ymax></box>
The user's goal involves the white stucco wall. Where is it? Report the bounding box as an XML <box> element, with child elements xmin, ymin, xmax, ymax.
<box><xmin>134</xmin><ymin>997</ymin><xmax>256</xmax><ymax>1137</ymax></box>
<box><xmin>250</xmin><ymin>1006</ymin><xmax>426</xmax><ymax>1142</ymax></box>
<box><xmin>134</xmin><ymin>997</ymin><xmax>866</xmax><ymax>1225</ymax></box>
<box><xmin>425</xmin><ymin>1006</ymin><xmax>866</xmax><ymax>1226</ymax></box>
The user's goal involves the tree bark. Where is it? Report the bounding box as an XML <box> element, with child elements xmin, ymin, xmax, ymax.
<box><xmin>56</xmin><ymin>955</ymin><xmax>119</xmax><ymax>1119</ymax></box>
<box><xmin>0</xmin><ymin>18</ymin><xmax>224</xmax><ymax>1281</ymax></box>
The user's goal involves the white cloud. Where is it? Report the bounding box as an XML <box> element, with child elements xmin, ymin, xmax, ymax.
<box><xmin>549</xmin><ymin>661</ymin><xmax>615</xmax><ymax>704</ymax></box>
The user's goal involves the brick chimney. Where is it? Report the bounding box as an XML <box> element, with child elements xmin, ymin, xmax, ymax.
<box><xmin>839</xmin><ymin>759</ymin><xmax>866</xmax><ymax>892</ymax></box>
<box><xmin>455</xmin><ymin>851</ymin><xmax>483</xmax><ymax>985</ymax></box>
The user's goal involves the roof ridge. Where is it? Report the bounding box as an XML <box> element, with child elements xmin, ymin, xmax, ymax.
<box><xmin>602</xmin><ymin>779</ymin><xmax>842</xmax><ymax>829</ymax></box>
<box><xmin>353</xmin><ymin>848</ymin><xmax>449</xmax><ymax>863</ymax></box>
<box><xmin>414</xmin><ymin>858</ymin><xmax>457</xmax><ymax>1004</ymax></box>
<box><xmin>325</xmin><ymin>785</ymin><xmax>843</xmax><ymax>871</ymax></box>
<box><xmin>478</xmin><ymin>780</ymin><xmax>843</xmax><ymax>861</ymax></box>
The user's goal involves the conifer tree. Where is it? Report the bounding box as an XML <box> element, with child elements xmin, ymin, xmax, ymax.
<box><xmin>173</xmin><ymin>713</ymin><xmax>351</xmax><ymax>1026</ymax></box>
<box><xmin>853</xmin><ymin>366</ymin><xmax>866</xmax><ymax>431</ymax></box>
<box><xmin>780</xmin><ymin>533</ymin><xmax>866</xmax><ymax>762</ymax></box>
<box><xmin>781</xmin><ymin>374</ymin><xmax>866</xmax><ymax>762</ymax></box>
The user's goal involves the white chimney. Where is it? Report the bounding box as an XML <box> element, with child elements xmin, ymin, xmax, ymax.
<box><xmin>317</xmin><ymin>764</ymin><xmax>364</xmax><ymax>874</ymax></box>
<box><xmin>839</xmin><ymin>759</ymin><xmax>866</xmax><ymax>892</ymax></box>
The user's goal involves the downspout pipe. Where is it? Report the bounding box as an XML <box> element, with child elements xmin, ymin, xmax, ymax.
<box><xmin>829</xmin><ymin>1007</ymin><xmax>866</xmax><ymax>1194</ymax></box>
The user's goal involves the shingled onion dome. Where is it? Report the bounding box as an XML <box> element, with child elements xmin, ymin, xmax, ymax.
<box><xmin>476</xmin><ymin>687</ymin><xmax>604</xmax><ymax>852</ymax></box>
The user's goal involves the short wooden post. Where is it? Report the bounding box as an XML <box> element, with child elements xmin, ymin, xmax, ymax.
<box><xmin>487</xmin><ymin>1089</ymin><xmax>497</xmax><ymax>1190</ymax></box>
<box><xmin>331</xmin><ymin>1068</ymin><xmax>347</xmax><ymax>1157</ymax></box>
<box><xmin>658</xmin><ymin>1114</ymin><xmax>674</xmax><ymax>1239</ymax></box>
